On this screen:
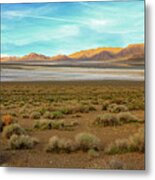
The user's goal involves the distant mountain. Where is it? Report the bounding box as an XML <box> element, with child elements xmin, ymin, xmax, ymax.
<box><xmin>19</xmin><ymin>53</ymin><xmax>50</xmax><ymax>61</ymax></box>
<box><xmin>1</xmin><ymin>56</ymin><xmax>19</xmax><ymax>62</ymax></box>
<box><xmin>1</xmin><ymin>43</ymin><xmax>144</xmax><ymax>63</ymax></box>
<box><xmin>49</xmin><ymin>54</ymin><xmax>72</xmax><ymax>61</ymax></box>
<box><xmin>69</xmin><ymin>47</ymin><xmax>122</xmax><ymax>60</ymax></box>
<box><xmin>116</xmin><ymin>44</ymin><xmax>144</xmax><ymax>59</ymax></box>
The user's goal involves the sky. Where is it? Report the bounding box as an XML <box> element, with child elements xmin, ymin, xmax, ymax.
<box><xmin>1</xmin><ymin>0</ymin><xmax>144</xmax><ymax>57</ymax></box>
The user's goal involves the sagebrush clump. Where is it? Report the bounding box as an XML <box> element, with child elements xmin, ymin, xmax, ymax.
<box><xmin>107</xmin><ymin>104</ymin><xmax>128</xmax><ymax>113</ymax></box>
<box><xmin>46</xmin><ymin>136</ymin><xmax>77</xmax><ymax>153</ymax></box>
<box><xmin>129</xmin><ymin>128</ymin><xmax>144</xmax><ymax>152</ymax></box>
<box><xmin>105</xmin><ymin>139</ymin><xmax>129</xmax><ymax>154</ymax></box>
<box><xmin>30</xmin><ymin>111</ymin><xmax>41</xmax><ymax>119</ymax></box>
<box><xmin>75</xmin><ymin>132</ymin><xmax>101</xmax><ymax>151</ymax></box>
<box><xmin>2</xmin><ymin>123</ymin><xmax>26</xmax><ymax>139</ymax></box>
<box><xmin>117</xmin><ymin>112</ymin><xmax>139</xmax><ymax>123</ymax></box>
<box><xmin>105</xmin><ymin>128</ymin><xmax>144</xmax><ymax>154</ymax></box>
<box><xmin>102</xmin><ymin>101</ymin><xmax>110</xmax><ymax>111</ymax></box>
<box><xmin>94</xmin><ymin>113</ymin><xmax>120</xmax><ymax>126</ymax></box>
<box><xmin>9</xmin><ymin>134</ymin><xmax>39</xmax><ymax>149</ymax></box>
<box><xmin>34</xmin><ymin>119</ymin><xmax>78</xmax><ymax>131</ymax></box>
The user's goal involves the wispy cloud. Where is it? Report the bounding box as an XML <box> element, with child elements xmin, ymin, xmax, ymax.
<box><xmin>1</xmin><ymin>1</ymin><xmax>144</xmax><ymax>56</ymax></box>
<box><xmin>3</xmin><ymin>10</ymin><xmax>86</xmax><ymax>26</ymax></box>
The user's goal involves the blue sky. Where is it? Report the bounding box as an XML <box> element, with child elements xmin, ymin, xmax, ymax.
<box><xmin>1</xmin><ymin>0</ymin><xmax>144</xmax><ymax>57</ymax></box>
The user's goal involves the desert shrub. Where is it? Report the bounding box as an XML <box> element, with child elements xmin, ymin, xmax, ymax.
<box><xmin>2</xmin><ymin>123</ymin><xmax>26</xmax><ymax>139</ymax></box>
<box><xmin>105</xmin><ymin>139</ymin><xmax>129</xmax><ymax>154</ymax></box>
<box><xmin>50</xmin><ymin>120</ymin><xmax>65</xmax><ymax>129</ymax></box>
<box><xmin>34</xmin><ymin>119</ymin><xmax>79</xmax><ymax>131</ymax></box>
<box><xmin>94</xmin><ymin>113</ymin><xmax>120</xmax><ymax>126</ymax></box>
<box><xmin>22</xmin><ymin>114</ymin><xmax>30</xmax><ymax>119</ymax></box>
<box><xmin>129</xmin><ymin>128</ymin><xmax>144</xmax><ymax>152</ymax></box>
<box><xmin>88</xmin><ymin>149</ymin><xmax>99</xmax><ymax>158</ymax></box>
<box><xmin>10</xmin><ymin>112</ymin><xmax>17</xmax><ymax>117</ymax></box>
<box><xmin>46</xmin><ymin>136</ymin><xmax>77</xmax><ymax>153</ymax></box>
<box><xmin>105</xmin><ymin>128</ymin><xmax>144</xmax><ymax>154</ymax></box>
<box><xmin>107</xmin><ymin>104</ymin><xmax>128</xmax><ymax>113</ymax></box>
<box><xmin>108</xmin><ymin>158</ymin><xmax>125</xmax><ymax>169</ymax></box>
<box><xmin>30</xmin><ymin>111</ymin><xmax>41</xmax><ymax>119</ymax></box>
<box><xmin>102</xmin><ymin>101</ymin><xmax>110</xmax><ymax>110</ymax></box>
<box><xmin>9</xmin><ymin>134</ymin><xmax>39</xmax><ymax>149</ymax></box>
<box><xmin>2</xmin><ymin>114</ymin><xmax>14</xmax><ymax>126</ymax></box>
<box><xmin>87</xmin><ymin>105</ymin><xmax>96</xmax><ymax>111</ymax></box>
<box><xmin>39</xmin><ymin>108</ymin><xmax>47</xmax><ymax>115</ymax></box>
<box><xmin>51</xmin><ymin>111</ymin><xmax>63</xmax><ymax>119</ymax></box>
<box><xmin>43</xmin><ymin>111</ymin><xmax>53</xmax><ymax>119</ymax></box>
<box><xmin>77</xmin><ymin>105</ymin><xmax>89</xmax><ymax>113</ymax></box>
<box><xmin>117</xmin><ymin>112</ymin><xmax>139</xmax><ymax>123</ymax></box>
<box><xmin>60</xmin><ymin>108</ymin><xmax>73</xmax><ymax>115</ymax></box>
<box><xmin>33</xmin><ymin>120</ymin><xmax>52</xmax><ymax>130</ymax></box>
<box><xmin>75</xmin><ymin>132</ymin><xmax>100</xmax><ymax>151</ymax></box>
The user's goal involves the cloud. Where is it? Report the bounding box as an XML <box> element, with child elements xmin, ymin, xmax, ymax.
<box><xmin>2</xmin><ymin>24</ymin><xmax>80</xmax><ymax>46</ymax></box>
<box><xmin>1</xmin><ymin>53</ymin><xmax>10</xmax><ymax>57</ymax></box>
<box><xmin>3</xmin><ymin>10</ymin><xmax>87</xmax><ymax>25</ymax></box>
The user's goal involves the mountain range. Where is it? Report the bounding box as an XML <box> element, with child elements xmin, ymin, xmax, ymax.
<box><xmin>1</xmin><ymin>43</ymin><xmax>144</xmax><ymax>63</ymax></box>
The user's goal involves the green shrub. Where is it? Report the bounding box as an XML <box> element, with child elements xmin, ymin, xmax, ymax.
<box><xmin>94</xmin><ymin>113</ymin><xmax>120</xmax><ymax>126</ymax></box>
<box><xmin>46</xmin><ymin>136</ymin><xmax>77</xmax><ymax>153</ymax></box>
<box><xmin>33</xmin><ymin>120</ymin><xmax>52</xmax><ymax>130</ymax></box>
<box><xmin>51</xmin><ymin>111</ymin><xmax>63</xmax><ymax>119</ymax></box>
<box><xmin>2</xmin><ymin>123</ymin><xmax>26</xmax><ymax>139</ymax></box>
<box><xmin>75</xmin><ymin>132</ymin><xmax>100</xmax><ymax>151</ymax></box>
<box><xmin>50</xmin><ymin>120</ymin><xmax>65</xmax><ymax>129</ymax></box>
<box><xmin>107</xmin><ymin>104</ymin><xmax>128</xmax><ymax>113</ymax></box>
<box><xmin>9</xmin><ymin>134</ymin><xmax>39</xmax><ymax>149</ymax></box>
<box><xmin>30</xmin><ymin>111</ymin><xmax>41</xmax><ymax>119</ymax></box>
<box><xmin>43</xmin><ymin>111</ymin><xmax>53</xmax><ymax>119</ymax></box>
<box><xmin>117</xmin><ymin>112</ymin><xmax>139</xmax><ymax>123</ymax></box>
<box><xmin>60</xmin><ymin>108</ymin><xmax>73</xmax><ymax>115</ymax></box>
<box><xmin>88</xmin><ymin>149</ymin><xmax>99</xmax><ymax>158</ymax></box>
<box><xmin>34</xmin><ymin>119</ymin><xmax>65</xmax><ymax>130</ymax></box>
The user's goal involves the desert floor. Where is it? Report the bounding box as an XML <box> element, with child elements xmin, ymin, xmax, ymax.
<box><xmin>0</xmin><ymin>80</ymin><xmax>145</xmax><ymax>169</ymax></box>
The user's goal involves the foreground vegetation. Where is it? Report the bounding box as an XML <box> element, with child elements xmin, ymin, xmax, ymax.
<box><xmin>0</xmin><ymin>81</ymin><xmax>144</xmax><ymax>169</ymax></box>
